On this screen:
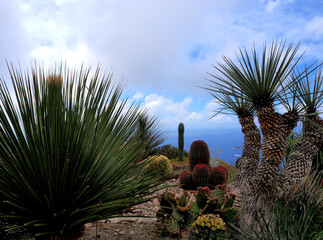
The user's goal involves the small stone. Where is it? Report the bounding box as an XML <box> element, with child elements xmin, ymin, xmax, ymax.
<box><xmin>130</xmin><ymin>231</ymin><xmax>135</xmax><ymax>235</ymax></box>
<box><xmin>119</xmin><ymin>230</ymin><xmax>125</xmax><ymax>235</ymax></box>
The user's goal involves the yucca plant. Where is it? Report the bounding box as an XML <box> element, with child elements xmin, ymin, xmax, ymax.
<box><xmin>235</xmin><ymin>172</ymin><xmax>323</xmax><ymax>240</ymax></box>
<box><xmin>205</xmin><ymin>40</ymin><xmax>323</xmax><ymax>233</ymax></box>
<box><xmin>0</xmin><ymin>63</ymin><xmax>165</xmax><ymax>239</ymax></box>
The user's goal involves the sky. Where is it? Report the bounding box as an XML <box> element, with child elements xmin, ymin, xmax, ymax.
<box><xmin>1</xmin><ymin>0</ymin><xmax>323</xmax><ymax>134</ymax></box>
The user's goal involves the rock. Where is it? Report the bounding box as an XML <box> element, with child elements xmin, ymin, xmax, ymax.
<box><xmin>130</xmin><ymin>230</ymin><xmax>135</xmax><ymax>235</ymax></box>
<box><xmin>119</xmin><ymin>230</ymin><xmax>125</xmax><ymax>235</ymax></box>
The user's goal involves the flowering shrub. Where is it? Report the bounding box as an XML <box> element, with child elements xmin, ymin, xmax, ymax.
<box><xmin>190</xmin><ymin>214</ymin><xmax>228</xmax><ymax>240</ymax></box>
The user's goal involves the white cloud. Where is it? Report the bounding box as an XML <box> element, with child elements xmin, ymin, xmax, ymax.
<box><xmin>132</xmin><ymin>92</ymin><xmax>144</xmax><ymax>101</ymax></box>
<box><xmin>186</xmin><ymin>112</ymin><xmax>202</xmax><ymax>120</ymax></box>
<box><xmin>305</xmin><ymin>16</ymin><xmax>323</xmax><ymax>39</ymax></box>
<box><xmin>266</xmin><ymin>0</ymin><xmax>281</xmax><ymax>12</ymax></box>
<box><xmin>138</xmin><ymin>93</ymin><xmax>238</xmax><ymax>129</ymax></box>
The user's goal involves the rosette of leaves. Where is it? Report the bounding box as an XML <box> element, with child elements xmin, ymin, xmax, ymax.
<box><xmin>0</xmin><ymin>63</ymin><xmax>165</xmax><ymax>239</ymax></box>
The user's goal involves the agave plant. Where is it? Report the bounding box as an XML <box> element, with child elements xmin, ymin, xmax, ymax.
<box><xmin>0</xmin><ymin>63</ymin><xmax>165</xmax><ymax>239</ymax></box>
<box><xmin>205</xmin><ymin>40</ymin><xmax>323</xmax><ymax>232</ymax></box>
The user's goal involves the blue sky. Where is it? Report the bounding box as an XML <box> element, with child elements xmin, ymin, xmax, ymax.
<box><xmin>1</xmin><ymin>0</ymin><xmax>323</xmax><ymax>132</ymax></box>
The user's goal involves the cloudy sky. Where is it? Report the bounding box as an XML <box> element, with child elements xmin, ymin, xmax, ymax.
<box><xmin>1</xmin><ymin>0</ymin><xmax>323</xmax><ymax>132</ymax></box>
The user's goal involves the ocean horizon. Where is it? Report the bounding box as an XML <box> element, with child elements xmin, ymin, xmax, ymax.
<box><xmin>161</xmin><ymin>128</ymin><xmax>244</xmax><ymax>165</ymax></box>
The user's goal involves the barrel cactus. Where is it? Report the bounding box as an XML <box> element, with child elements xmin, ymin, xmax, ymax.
<box><xmin>188</xmin><ymin>140</ymin><xmax>210</xmax><ymax>172</ymax></box>
<box><xmin>209</xmin><ymin>166</ymin><xmax>228</xmax><ymax>188</ymax></box>
<box><xmin>144</xmin><ymin>155</ymin><xmax>173</xmax><ymax>179</ymax></box>
<box><xmin>178</xmin><ymin>140</ymin><xmax>228</xmax><ymax>190</ymax></box>
<box><xmin>192</xmin><ymin>164</ymin><xmax>211</xmax><ymax>188</ymax></box>
<box><xmin>179</xmin><ymin>171</ymin><xmax>195</xmax><ymax>190</ymax></box>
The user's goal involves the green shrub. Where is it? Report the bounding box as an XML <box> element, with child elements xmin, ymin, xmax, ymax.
<box><xmin>0</xmin><ymin>64</ymin><xmax>165</xmax><ymax>239</ymax></box>
<box><xmin>155</xmin><ymin>144</ymin><xmax>188</xmax><ymax>159</ymax></box>
<box><xmin>144</xmin><ymin>155</ymin><xmax>173</xmax><ymax>179</ymax></box>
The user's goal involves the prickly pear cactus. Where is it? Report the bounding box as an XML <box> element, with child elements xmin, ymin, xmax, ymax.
<box><xmin>163</xmin><ymin>217</ymin><xmax>180</xmax><ymax>235</ymax></box>
<box><xmin>157</xmin><ymin>191</ymin><xmax>195</xmax><ymax>237</ymax></box>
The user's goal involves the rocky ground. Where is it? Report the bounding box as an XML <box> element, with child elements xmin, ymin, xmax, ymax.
<box><xmin>84</xmin><ymin>179</ymin><xmax>240</xmax><ymax>240</ymax></box>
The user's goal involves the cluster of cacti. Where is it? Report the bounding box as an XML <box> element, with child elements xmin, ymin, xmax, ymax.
<box><xmin>156</xmin><ymin>186</ymin><xmax>238</xmax><ymax>238</ymax></box>
<box><xmin>143</xmin><ymin>155</ymin><xmax>173</xmax><ymax>179</ymax></box>
<box><xmin>156</xmin><ymin>192</ymin><xmax>194</xmax><ymax>237</ymax></box>
<box><xmin>178</xmin><ymin>123</ymin><xmax>184</xmax><ymax>162</ymax></box>
<box><xmin>191</xmin><ymin>186</ymin><xmax>239</xmax><ymax>226</ymax></box>
<box><xmin>179</xmin><ymin>140</ymin><xmax>228</xmax><ymax>190</ymax></box>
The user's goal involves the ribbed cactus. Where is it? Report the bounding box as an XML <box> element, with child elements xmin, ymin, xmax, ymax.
<box><xmin>179</xmin><ymin>171</ymin><xmax>194</xmax><ymax>190</ymax></box>
<box><xmin>209</xmin><ymin>166</ymin><xmax>227</xmax><ymax>188</ymax></box>
<box><xmin>178</xmin><ymin>123</ymin><xmax>184</xmax><ymax>162</ymax></box>
<box><xmin>188</xmin><ymin>140</ymin><xmax>210</xmax><ymax>172</ymax></box>
<box><xmin>178</xmin><ymin>140</ymin><xmax>228</xmax><ymax>190</ymax></box>
<box><xmin>215</xmin><ymin>165</ymin><xmax>229</xmax><ymax>181</ymax></box>
<box><xmin>192</xmin><ymin>164</ymin><xmax>211</xmax><ymax>188</ymax></box>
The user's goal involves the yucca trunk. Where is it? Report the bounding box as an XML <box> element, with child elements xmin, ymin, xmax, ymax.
<box><xmin>236</xmin><ymin>115</ymin><xmax>261</xmax><ymax>229</ymax></box>
<box><xmin>255</xmin><ymin>104</ymin><xmax>287</xmax><ymax>201</ymax></box>
<box><xmin>279</xmin><ymin>115</ymin><xmax>323</xmax><ymax>199</ymax></box>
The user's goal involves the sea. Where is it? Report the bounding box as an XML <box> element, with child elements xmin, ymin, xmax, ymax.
<box><xmin>161</xmin><ymin>128</ymin><xmax>244</xmax><ymax>165</ymax></box>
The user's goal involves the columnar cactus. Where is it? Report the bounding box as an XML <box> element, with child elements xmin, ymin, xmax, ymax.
<box><xmin>188</xmin><ymin>140</ymin><xmax>210</xmax><ymax>172</ymax></box>
<box><xmin>178</xmin><ymin>123</ymin><xmax>184</xmax><ymax>162</ymax></box>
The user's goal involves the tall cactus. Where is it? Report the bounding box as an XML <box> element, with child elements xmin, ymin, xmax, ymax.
<box><xmin>178</xmin><ymin>123</ymin><xmax>184</xmax><ymax>162</ymax></box>
<box><xmin>188</xmin><ymin>140</ymin><xmax>210</xmax><ymax>172</ymax></box>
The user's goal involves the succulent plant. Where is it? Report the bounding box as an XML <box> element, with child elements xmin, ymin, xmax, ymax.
<box><xmin>179</xmin><ymin>171</ymin><xmax>195</xmax><ymax>190</ymax></box>
<box><xmin>157</xmin><ymin>192</ymin><xmax>195</xmax><ymax>237</ymax></box>
<box><xmin>215</xmin><ymin>165</ymin><xmax>229</xmax><ymax>180</ymax></box>
<box><xmin>189</xmin><ymin>140</ymin><xmax>210</xmax><ymax>172</ymax></box>
<box><xmin>178</xmin><ymin>140</ymin><xmax>229</xmax><ymax>190</ymax></box>
<box><xmin>144</xmin><ymin>155</ymin><xmax>173</xmax><ymax>179</ymax></box>
<box><xmin>178</xmin><ymin>123</ymin><xmax>185</xmax><ymax>162</ymax></box>
<box><xmin>208</xmin><ymin>166</ymin><xmax>227</xmax><ymax>188</ymax></box>
<box><xmin>192</xmin><ymin>164</ymin><xmax>211</xmax><ymax>188</ymax></box>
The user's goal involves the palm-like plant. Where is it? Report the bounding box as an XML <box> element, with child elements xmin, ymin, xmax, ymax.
<box><xmin>132</xmin><ymin>113</ymin><xmax>164</xmax><ymax>161</ymax></box>
<box><xmin>205</xmin><ymin>40</ymin><xmax>323</xmax><ymax>232</ymax></box>
<box><xmin>0</xmin><ymin>63</ymin><xmax>165</xmax><ymax>239</ymax></box>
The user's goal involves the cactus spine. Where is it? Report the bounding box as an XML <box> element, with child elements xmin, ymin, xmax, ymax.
<box><xmin>178</xmin><ymin>123</ymin><xmax>184</xmax><ymax>162</ymax></box>
<box><xmin>188</xmin><ymin>140</ymin><xmax>210</xmax><ymax>172</ymax></box>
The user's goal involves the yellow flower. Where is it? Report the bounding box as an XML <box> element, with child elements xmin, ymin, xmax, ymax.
<box><xmin>195</xmin><ymin>229</ymin><xmax>199</xmax><ymax>234</ymax></box>
<box><xmin>206</xmin><ymin>222</ymin><xmax>211</xmax><ymax>228</ymax></box>
<box><xmin>192</xmin><ymin>223</ymin><xmax>196</xmax><ymax>227</ymax></box>
<box><xmin>211</xmin><ymin>227</ymin><xmax>216</xmax><ymax>231</ymax></box>
<box><xmin>200</xmin><ymin>222</ymin><xmax>205</xmax><ymax>227</ymax></box>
